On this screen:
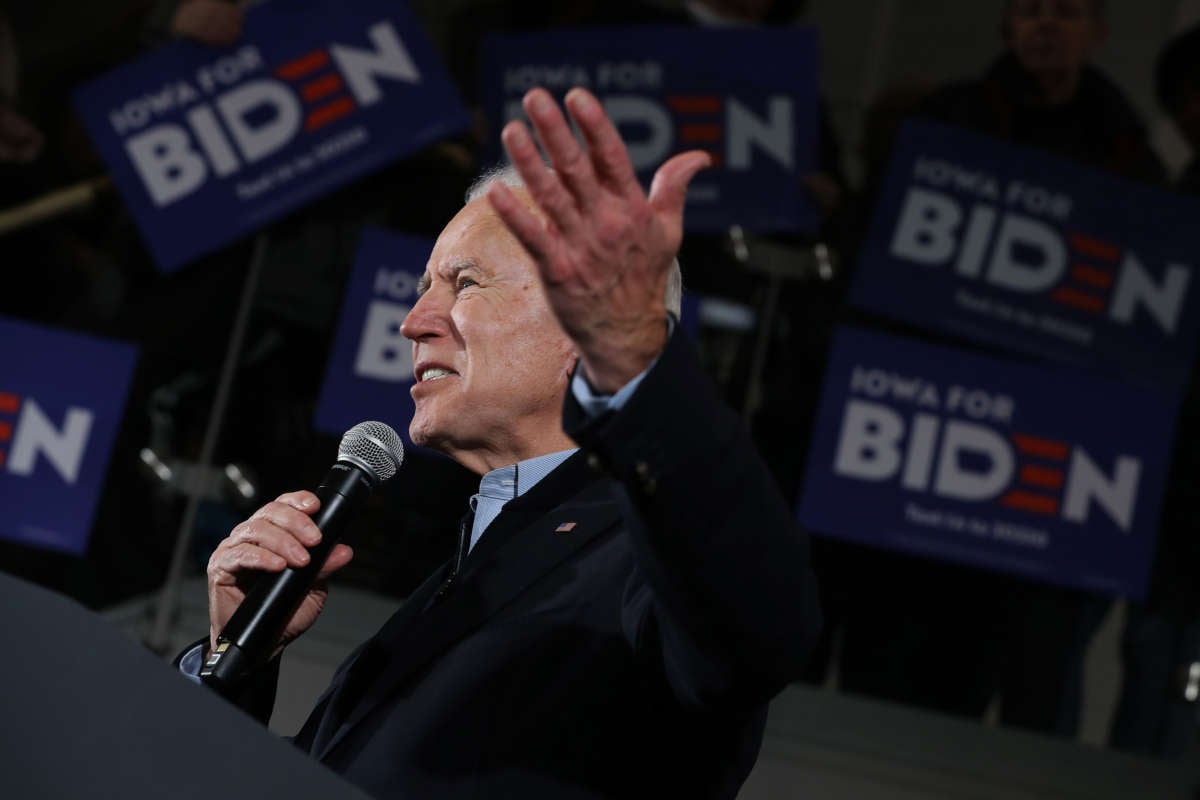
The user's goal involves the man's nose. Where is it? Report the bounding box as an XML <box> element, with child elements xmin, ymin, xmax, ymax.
<box><xmin>400</xmin><ymin>290</ymin><xmax>447</xmax><ymax>341</ymax></box>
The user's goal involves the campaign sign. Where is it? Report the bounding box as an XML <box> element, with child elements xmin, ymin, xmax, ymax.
<box><xmin>73</xmin><ymin>0</ymin><xmax>469</xmax><ymax>272</ymax></box>
<box><xmin>480</xmin><ymin>26</ymin><xmax>819</xmax><ymax>234</ymax></box>
<box><xmin>0</xmin><ymin>317</ymin><xmax>137</xmax><ymax>555</ymax></box>
<box><xmin>315</xmin><ymin>227</ymin><xmax>429</xmax><ymax>443</ymax></box>
<box><xmin>849</xmin><ymin>119</ymin><xmax>1200</xmax><ymax>389</ymax></box>
<box><xmin>797</xmin><ymin>326</ymin><xmax>1177</xmax><ymax>597</ymax></box>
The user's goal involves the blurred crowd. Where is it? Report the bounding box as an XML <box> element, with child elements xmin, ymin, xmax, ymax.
<box><xmin>3</xmin><ymin>0</ymin><xmax>1200</xmax><ymax>760</ymax></box>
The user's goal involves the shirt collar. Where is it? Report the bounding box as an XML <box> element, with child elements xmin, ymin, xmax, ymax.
<box><xmin>477</xmin><ymin>449</ymin><xmax>577</xmax><ymax>502</ymax></box>
<box><xmin>467</xmin><ymin>449</ymin><xmax>577</xmax><ymax>553</ymax></box>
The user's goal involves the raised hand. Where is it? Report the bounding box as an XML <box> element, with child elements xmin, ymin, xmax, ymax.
<box><xmin>487</xmin><ymin>87</ymin><xmax>710</xmax><ymax>394</ymax></box>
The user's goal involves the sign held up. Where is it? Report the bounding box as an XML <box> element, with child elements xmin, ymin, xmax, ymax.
<box><xmin>0</xmin><ymin>317</ymin><xmax>137</xmax><ymax>555</ymax></box>
<box><xmin>797</xmin><ymin>326</ymin><xmax>1177</xmax><ymax>598</ymax></box>
<box><xmin>315</xmin><ymin>227</ymin><xmax>429</xmax><ymax>444</ymax></box>
<box><xmin>849</xmin><ymin>119</ymin><xmax>1200</xmax><ymax>390</ymax></box>
<box><xmin>481</xmin><ymin>25</ymin><xmax>821</xmax><ymax>234</ymax></box>
<box><xmin>74</xmin><ymin>0</ymin><xmax>469</xmax><ymax>271</ymax></box>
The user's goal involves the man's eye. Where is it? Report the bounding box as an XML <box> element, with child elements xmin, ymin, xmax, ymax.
<box><xmin>456</xmin><ymin>277</ymin><xmax>478</xmax><ymax>291</ymax></box>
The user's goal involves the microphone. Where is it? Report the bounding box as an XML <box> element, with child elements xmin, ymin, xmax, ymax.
<box><xmin>200</xmin><ymin>421</ymin><xmax>404</xmax><ymax>696</ymax></box>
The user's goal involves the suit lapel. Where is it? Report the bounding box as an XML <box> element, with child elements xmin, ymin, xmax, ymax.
<box><xmin>317</xmin><ymin>454</ymin><xmax>620</xmax><ymax>761</ymax></box>
<box><xmin>306</xmin><ymin>560</ymin><xmax>451</xmax><ymax>756</ymax></box>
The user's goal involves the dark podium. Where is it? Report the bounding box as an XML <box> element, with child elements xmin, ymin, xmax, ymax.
<box><xmin>0</xmin><ymin>571</ymin><xmax>370</xmax><ymax>799</ymax></box>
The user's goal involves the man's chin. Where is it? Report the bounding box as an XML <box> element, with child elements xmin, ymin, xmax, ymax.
<box><xmin>408</xmin><ymin>416</ymin><xmax>434</xmax><ymax>449</ymax></box>
<box><xmin>409</xmin><ymin>427</ymin><xmax>433</xmax><ymax>449</ymax></box>
<box><xmin>409</xmin><ymin>417</ymin><xmax>456</xmax><ymax>455</ymax></box>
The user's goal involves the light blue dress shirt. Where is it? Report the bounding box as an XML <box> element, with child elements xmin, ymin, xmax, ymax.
<box><xmin>468</xmin><ymin>450</ymin><xmax>574</xmax><ymax>551</ymax></box>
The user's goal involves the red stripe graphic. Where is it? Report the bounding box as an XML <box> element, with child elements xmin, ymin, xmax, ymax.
<box><xmin>0</xmin><ymin>392</ymin><xmax>19</xmax><ymax>414</ymax></box>
<box><xmin>666</xmin><ymin>95</ymin><xmax>721</xmax><ymax>114</ymax></box>
<box><xmin>1000</xmin><ymin>490</ymin><xmax>1059</xmax><ymax>516</ymax></box>
<box><xmin>1012</xmin><ymin>433</ymin><xmax>1069</xmax><ymax>460</ymax></box>
<box><xmin>0</xmin><ymin>421</ymin><xmax>10</xmax><ymax>442</ymax></box>
<box><xmin>275</xmin><ymin>50</ymin><xmax>330</xmax><ymax>81</ymax></box>
<box><xmin>304</xmin><ymin>97</ymin><xmax>356</xmax><ymax>131</ymax></box>
<box><xmin>301</xmin><ymin>73</ymin><xmax>344</xmax><ymax>102</ymax></box>
<box><xmin>1051</xmin><ymin>286</ymin><xmax>1106</xmax><ymax>314</ymax></box>
<box><xmin>1068</xmin><ymin>233</ymin><xmax>1120</xmax><ymax>262</ymax></box>
<box><xmin>1070</xmin><ymin>264</ymin><xmax>1114</xmax><ymax>290</ymax></box>
<box><xmin>679</xmin><ymin>123</ymin><xmax>722</xmax><ymax>143</ymax></box>
<box><xmin>0</xmin><ymin>451</ymin><xmax>6</xmax><ymax>468</ymax></box>
<box><xmin>1019</xmin><ymin>464</ymin><xmax>1064</xmax><ymax>490</ymax></box>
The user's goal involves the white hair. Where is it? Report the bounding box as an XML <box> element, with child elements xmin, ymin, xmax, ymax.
<box><xmin>467</xmin><ymin>164</ymin><xmax>684</xmax><ymax>317</ymax></box>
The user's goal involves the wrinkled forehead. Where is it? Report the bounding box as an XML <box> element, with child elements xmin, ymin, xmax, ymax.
<box><xmin>426</xmin><ymin>192</ymin><xmax>539</xmax><ymax>275</ymax></box>
<box><xmin>418</xmin><ymin>193</ymin><xmax>542</xmax><ymax>296</ymax></box>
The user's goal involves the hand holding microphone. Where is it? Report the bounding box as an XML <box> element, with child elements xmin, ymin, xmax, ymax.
<box><xmin>201</xmin><ymin>422</ymin><xmax>403</xmax><ymax>696</ymax></box>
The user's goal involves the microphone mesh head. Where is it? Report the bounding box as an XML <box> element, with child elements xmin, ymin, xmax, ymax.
<box><xmin>338</xmin><ymin>421</ymin><xmax>404</xmax><ymax>484</ymax></box>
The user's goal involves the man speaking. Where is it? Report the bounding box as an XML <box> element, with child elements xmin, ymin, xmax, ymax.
<box><xmin>187</xmin><ymin>86</ymin><xmax>821</xmax><ymax>798</ymax></box>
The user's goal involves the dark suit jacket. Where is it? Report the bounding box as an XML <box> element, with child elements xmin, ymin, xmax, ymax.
<box><xmin>219</xmin><ymin>328</ymin><xmax>822</xmax><ymax>798</ymax></box>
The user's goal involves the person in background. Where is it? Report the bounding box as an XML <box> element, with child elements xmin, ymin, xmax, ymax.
<box><xmin>145</xmin><ymin>0</ymin><xmax>244</xmax><ymax>47</ymax></box>
<box><xmin>838</xmin><ymin>0</ymin><xmax>1166</xmax><ymax>738</ymax></box>
<box><xmin>920</xmin><ymin>0</ymin><xmax>1162</xmax><ymax>178</ymax></box>
<box><xmin>1108</xmin><ymin>22</ymin><xmax>1200</xmax><ymax>758</ymax></box>
<box><xmin>1</xmin><ymin>7</ymin><xmax>111</xmax><ymax>325</ymax></box>
<box><xmin>1152</xmin><ymin>23</ymin><xmax>1200</xmax><ymax>194</ymax></box>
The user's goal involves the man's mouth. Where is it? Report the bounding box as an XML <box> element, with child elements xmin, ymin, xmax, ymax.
<box><xmin>420</xmin><ymin>367</ymin><xmax>455</xmax><ymax>382</ymax></box>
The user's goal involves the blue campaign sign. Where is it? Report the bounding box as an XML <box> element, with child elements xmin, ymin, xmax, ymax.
<box><xmin>480</xmin><ymin>26</ymin><xmax>820</xmax><ymax>234</ymax></box>
<box><xmin>849</xmin><ymin>119</ymin><xmax>1200</xmax><ymax>390</ymax></box>
<box><xmin>797</xmin><ymin>326</ymin><xmax>1177</xmax><ymax>598</ymax></box>
<box><xmin>0</xmin><ymin>317</ymin><xmax>137</xmax><ymax>555</ymax></box>
<box><xmin>73</xmin><ymin>0</ymin><xmax>469</xmax><ymax>272</ymax></box>
<box><xmin>315</xmin><ymin>227</ymin><xmax>428</xmax><ymax>443</ymax></box>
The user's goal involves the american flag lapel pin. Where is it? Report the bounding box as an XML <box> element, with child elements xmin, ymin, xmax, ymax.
<box><xmin>555</xmin><ymin>521</ymin><xmax>577</xmax><ymax>533</ymax></box>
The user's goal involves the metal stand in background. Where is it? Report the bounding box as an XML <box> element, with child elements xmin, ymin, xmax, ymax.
<box><xmin>146</xmin><ymin>233</ymin><xmax>271</xmax><ymax>655</ymax></box>
<box><xmin>724</xmin><ymin>226</ymin><xmax>838</xmax><ymax>423</ymax></box>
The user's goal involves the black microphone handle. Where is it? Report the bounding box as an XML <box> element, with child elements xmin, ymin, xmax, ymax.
<box><xmin>200</xmin><ymin>462</ymin><xmax>373</xmax><ymax>697</ymax></box>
